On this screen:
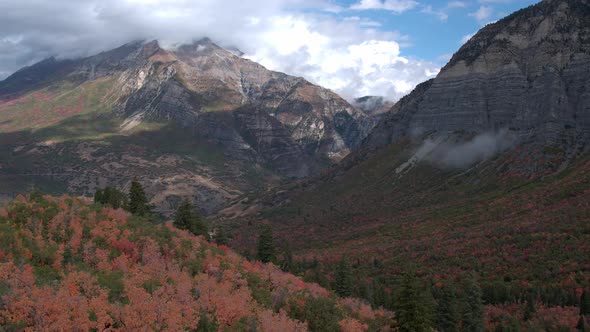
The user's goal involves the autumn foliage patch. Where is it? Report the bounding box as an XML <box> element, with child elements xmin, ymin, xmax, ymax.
<box><xmin>0</xmin><ymin>195</ymin><xmax>391</xmax><ymax>331</ymax></box>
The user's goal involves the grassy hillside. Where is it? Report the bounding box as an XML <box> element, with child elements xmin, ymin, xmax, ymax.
<box><xmin>0</xmin><ymin>194</ymin><xmax>393</xmax><ymax>331</ymax></box>
<box><xmin>224</xmin><ymin>141</ymin><xmax>590</xmax><ymax>330</ymax></box>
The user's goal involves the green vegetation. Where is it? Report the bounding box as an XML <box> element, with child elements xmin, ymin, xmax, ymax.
<box><xmin>335</xmin><ymin>259</ymin><xmax>354</xmax><ymax>298</ymax></box>
<box><xmin>394</xmin><ymin>273</ymin><xmax>435</xmax><ymax>332</ymax></box>
<box><xmin>290</xmin><ymin>296</ymin><xmax>343</xmax><ymax>332</ymax></box>
<box><xmin>94</xmin><ymin>186</ymin><xmax>128</xmax><ymax>210</ymax></box>
<box><xmin>128</xmin><ymin>179</ymin><xmax>151</xmax><ymax>217</ymax></box>
<box><xmin>173</xmin><ymin>199</ymin><xmax>208</xmax><ymax>238</ymax></box>
<box><xmin>256</xmin><ymin>224</ymin><xmax>275</xmax><ymax>263</ymax></box>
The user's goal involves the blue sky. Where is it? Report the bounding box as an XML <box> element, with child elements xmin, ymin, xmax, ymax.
<box><xmin>0</xmin><ymin>0</ymin><xmax>541</xmax><ymax>101</ymax></box>
<box><xmin>325</xmin><ymin>0</ymin><xmax>540</xmax><ymax>64</ymax></box>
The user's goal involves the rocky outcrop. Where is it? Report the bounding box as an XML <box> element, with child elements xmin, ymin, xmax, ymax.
<box><xmin>365</xmin><ymin>0</ymin><xmax>590</xmax><ymax>153</ymax></box>
<box><xmin>1</xmin><ymin>39</ymin><xmax>374</xmax><ymax>178</ymax></box>
<box><xmin>108</xmin><ymin>39</ymin><xmax>374</xmax><ymax>175</ymax></box>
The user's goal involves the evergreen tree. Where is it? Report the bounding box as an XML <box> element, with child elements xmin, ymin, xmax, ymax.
<box><xmin>214</xmin><ymin>227</ymin><xmax>229</xmax><ymax>246</ymax></box>
<box><xmin>196</xmin><ymin>312</ymin><xmax>219</xmax><ymax>332</ymax></box>
<box><xmin>256</xmin><ymin>224</ymin><xmax>275</xmax><ymax>263</ymax></box>
<box><xmin>94</xmin><ymin>189</ymin><xmax>103</xmax><ymax>204</ymax></box>
<box><xmin>436</xmin><ymin>284</ymin><xmax>460</xmax><ymax>332</ymax></box>
<box><xmin>279</xmin><ymin>243</ymin><xmax>294</xmax><ymax>272</ymax></box>
<box><xmin>462</xmin><ymin>274</ymin><xmax>485</xmax><ymax>332</ymax></box>
<box><xmin>335</xmin><ymin>259</ymin><xmax>354</xmax><ymax>297</ymax></box>
<box><xmin>395</xmin><ymin>272</ymin><xmax>435</xmax><ymax>332</ymax></box>
<box><xmin>578</xmin><ymin>316</ymin><xmax>587</xmax><ymax>332</ymax></box>
<box><xmin>128</xmin><ymin>180</ymin><xmax>150</xmax><ymax>216</ymax></box>
<box><xmin>581</xmin><ymin>290</ymin><xmax>590</xmax><ymax>316</ymax></box>
<box><xmin>523</xmin><ymin>294</ymin><xmax>536</xmax><ymax>321</ymax></box>
<box><xmin>173</xmin><ymin>200</ymin><xmax>208</xmax><ymax>238</ymax></box>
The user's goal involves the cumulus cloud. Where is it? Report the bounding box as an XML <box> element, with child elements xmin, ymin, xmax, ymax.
<box><xmin>447</xmin><ymin>1</ymin><xmax>468</xmax><ymax>8</ymax></box>
<box><xmin>469</xmin><ymin>5</ymin><xmax>494</xmax><ymax>24</ymax></box>
<box><xmin>350</xmin><ymin>0</ymin><xmax>419</xmax><ymax>13</ymax></box>
<box><xmin>421</xmin><ymin>5</ymin><xmax>449</xmax><ymax>22</ymax></box>
<box><xmin>0</xmin><ymin>0</ymin><xmax>439</xmax><ymax>101</ymax></box>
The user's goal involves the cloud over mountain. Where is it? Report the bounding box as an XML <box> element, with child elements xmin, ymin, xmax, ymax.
<box><xmin>0</xmin><ymin>0</ymin><xmax>439</xmax><ymax>101</ymax></box>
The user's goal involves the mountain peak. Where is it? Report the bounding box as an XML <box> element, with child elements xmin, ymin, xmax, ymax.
<box><xmin>364</xmin><ymin>0</ymin><xmax>590</xmax><ymax>176</ymax></box>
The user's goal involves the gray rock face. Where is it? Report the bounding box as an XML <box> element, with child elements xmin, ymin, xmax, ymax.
<box><xmin>105</xmin><ymin>39</ymin><xmax>374</xmax><ymax>176</ymax></box>
<box><xmin>234</xmin><ymin>106</ymin><xmax>314</xmax><ymax>178</ymax></box>
<box><xmin>0</xmin><ymin>39</ymin><xmax>374</xmax><ymax>178</ymax></box>
<box><xmin>366</xmin><ymin>0</ymin><xmax>590</xmax><ymax>152</ymax></box>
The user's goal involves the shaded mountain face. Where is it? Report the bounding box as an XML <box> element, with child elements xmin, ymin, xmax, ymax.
<box><xmin>366</xmin><ymin>0</ymin><xmax>590</xmax><ymax>165</ymax></box>
<box><xmin>219</xmin><ymin>2</ymin><xmax>590</xmax><ymax>325</ymax></box>
<box><xmin>0</xmin><ymin>38</ymin><xmax>374</xmax><ymax>213</ymax></box>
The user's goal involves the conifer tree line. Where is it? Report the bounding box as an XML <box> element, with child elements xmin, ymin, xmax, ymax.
<box><xmin>94</xmin><ymin>179</ymin><xmax>151</xmax><ymax>216</ymax></box>
<box><xmin>94</xmin><ymin>181</ymin><xmax>235</xmax><ymax>245</ymax></box>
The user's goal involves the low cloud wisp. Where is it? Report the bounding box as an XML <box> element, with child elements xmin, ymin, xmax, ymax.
<box><xmin>419</xmin><ymin>129</ymin><xmax>517</xmax><ymax>169</ymax></box>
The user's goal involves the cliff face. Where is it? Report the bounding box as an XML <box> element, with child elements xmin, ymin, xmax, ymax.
<box><xmin>0</xmin><ymin>38</ymin><xmax>375</xmax><ymax>213</ymax></box>
<box><xmin>107</xmin><ymin>39</ymin><xmax>373</xmax><ymax>175</ymax></box>
<box><xmin>366</xmin><ymin>0</ymin><xmax>590</xmax><ymax>153</ymax></box>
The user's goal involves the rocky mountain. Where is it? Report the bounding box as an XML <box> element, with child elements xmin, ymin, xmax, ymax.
<box><xmin>352</xmin><ymin>96</ymin><xmax>394</xmax><ymax>121</ymax></box>
<box><xmin>219</xmin><ymin>2</ymin><xmax>590</xmax><ymax>328</ymax></box>
<box><xmin>0</xmin><ymin>39</ymin><xmax>374</xmax><ymax>213</ymax></box>
<box><xmin>367</xmin><ymin>0</ymin><xmax>590</xmax><ymax>169</ymax></box>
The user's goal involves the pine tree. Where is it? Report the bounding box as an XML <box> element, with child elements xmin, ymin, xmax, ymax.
<box><xmin>173</xmin><ymin>200</ymin><xmax>208</xmax><ymax>238</ymax></box>
<box><xmin>256</xmin><ymin>224</ymin><xmax>275</xmax><ymax>263</ymax></box>
<box><xmin>128</xmin><ymin>180</ymin><xmax>150</xmax><ymax>216</ymax></box>
<box><xmin>577</xmin><ymin>316</ymin><xmax>587</xmax><ymax>332</ymax></box>
<box><xmin>395</xmin><ymin>272</ymin><xmax>435</xmax><ymax>332</ymax></box>
<box><xmin>214</xmin><ymin>227</ymin><xmax>229</xmax><ymax>246</ymax></box>
<box><xmin>437</xmin><ymin>284</ymin><xmax>460</xmax><ymax>332</ymax></box>
<box><xmin>581</xmin><ymin>290</ymin><xmax>590</xmax><ymax>316</ymax></box>
<box><xmin>95</xmin><ymin>187</ymin><xmax>128</xmax><ymax>210</ymax></box>
<box><xmin>279</xmin><ymin>243</ymin><xmax>293</xmax><ymax>272</ymax></box>
<box><xmin>523</xmin><ymin>294</ymin><xmax>536</xmax><ymax>321</ymax></box>
<box><xmin>462</xmin><ymin>274</ymin><xmax>485</xmax><ymax>332</ymax></box>
<box><xmin>335</xmin><ymin>259</ymin><xmax>354</xmax><ymax>297</ymax></box>
<box><xmin>94</xmin><ymin>189</ymin><xmax>104</xmax><ymax>204</ymax></box>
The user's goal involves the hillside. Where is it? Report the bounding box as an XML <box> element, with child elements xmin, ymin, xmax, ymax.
<box><xmin>0</xmin><ymin>194</ymin><xmax>393</xmax><ymax>331</ymax></box>
<box><xmin>367</xmin><ymin>0</ymin><xmax>590</xmax><ymax>164</ymax></box>
<box><xmin>0</xmin><ymin>39</ymin><xmax>374</xmax><ymax>215</ymax></box>
<box><xmin>218</xmin><ymin>1</ymin><xmax>590</xmax><ymax>329</ymax></box>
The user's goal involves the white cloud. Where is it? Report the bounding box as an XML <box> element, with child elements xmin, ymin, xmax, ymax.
<box><xmin>447</xmin><ymin>1</ymin><xmax>467</xmax><ymax>8</ymax></box>
<box><xmin>421</xmin><ymin>5</ymin><xmax>449</xmax><ymax>22</ymax></box>
<box><xmin>421</xmin><ymin>1</ymin><xmax>469</xmax><ymax>22</ymax></box>
<box><xmin>0</xmin><ymin>0</ymin><xmax>438</xmax><ymax>101</ymax></box>
<box><xmin>478</xmin><ymin>0</ymin><xmax>515</xmax><ymax>3</ymax></box>
<box><xmin>461</xmin><ymin>33</ymin><xmax>475</xmax><ymax>44</ymax></box>
<box><xmin>469</xmin><ymin>5</ymin><xmax>493</xmax><ymax>24</ymax></box>
<box><xmin>246</xmin><ymin>15</ymin><xmax>439</xmax><ymax>100</ymax></box>
<box><xmin>350</xmin><ymin>0</ymin><xmax>419</xmax><ymax>13</ymax></box>
<box><xmin>437</xmin><ymin>54</ymin><xmax>452</xmax><ymax>62</ymax></box>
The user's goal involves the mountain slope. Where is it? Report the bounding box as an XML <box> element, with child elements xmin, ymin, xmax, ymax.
<box><xmin>220</xmin><ymin>1</ymin><xmax>590</xmax><ymax>328</ymax></box>
<box><xmin>0</xmin><ymin>194</ymin><xmax>392</xmax><ymax>331</ymax></box>
<box><xmin>0</xmin><ymin>39</ymin><xmax>374</xmax><ymax>213</ymax></box>
<box><xmin>367</xmin><ymin>0</ymin><xmax>590</xmax><ymax>161</ymax></box>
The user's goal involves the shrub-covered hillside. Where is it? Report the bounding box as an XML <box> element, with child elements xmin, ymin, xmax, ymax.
<box><xmin>0</xmin><ymin>194</ymin><xmax>392</xmax><ymax>331</ymax></box>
